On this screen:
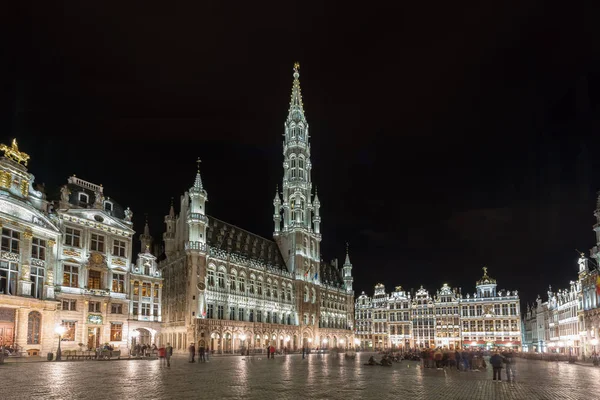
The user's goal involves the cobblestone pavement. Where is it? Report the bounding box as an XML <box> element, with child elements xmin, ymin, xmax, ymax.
<box><xmin>2</xmin><ymin>352</ymin><xmax>600</xmax><ymax>400</ymax></box>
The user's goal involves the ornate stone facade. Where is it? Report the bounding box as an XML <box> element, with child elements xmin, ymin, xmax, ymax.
<box><xmin>0</xmin><ymin>140</ymin><xmax>162</xmax><ymax>357</ymax></box>
<box><xmin>355</xmin><ymin>269</ymin><xmax>521</xmax><ymax>351</ymax></box>
<box><xmin>158</xmin><ymin>65</ymin><xmax>355</xmax><ymax>354</ymax></box>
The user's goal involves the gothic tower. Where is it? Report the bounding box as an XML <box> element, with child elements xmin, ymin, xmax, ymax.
<box><xmin>274</xmin><ymin>63</ymin><xmax>321</xmax><ymax>281</ymax></box>
<box><xmin>186</xmin><ymin>160</ymin><xmax>209</xmax><ymax>341</ymax></box>
<box><xmin>343</xmin><ymin>243</ymin><xmax>354</xmax><ymax>293</ymax></box>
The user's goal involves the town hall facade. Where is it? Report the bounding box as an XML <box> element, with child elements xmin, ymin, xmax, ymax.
<box><xmin>158</xmin><ymin>64</ymin><xmax>356</xmax><ymax>353</ymax></box>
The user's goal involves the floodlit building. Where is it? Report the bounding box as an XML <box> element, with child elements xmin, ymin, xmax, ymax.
<box><xmin>158</xmin><ymin>64</ymin><xmax>355</xmax><ymax>354</ymax></box>
<box><xmin>0</xmin><ymin>140</ymin><xmax>162</xmax><ymax>357</ymax></box>
<box><xmin>354</xmin><ymin>268</ymin><xmax>522</xmax><ymax>351</ymax></box>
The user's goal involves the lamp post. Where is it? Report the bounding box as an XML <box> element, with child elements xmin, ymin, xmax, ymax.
<box><xmin>55</xmin><ymin>325</ymin><xmax>67</xmax><ymax>361</ymax></box>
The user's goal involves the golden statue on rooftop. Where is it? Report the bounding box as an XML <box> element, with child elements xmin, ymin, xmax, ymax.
<box><xmin>0</xmin><ymin>139</ymin><xmax>30</xmax><ymax>166</ymax></box>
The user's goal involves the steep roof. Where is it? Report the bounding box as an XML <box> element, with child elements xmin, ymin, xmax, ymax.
<box><xmin>205</xmin><ymin>216</ymin><xmax>287</xmax><ymax>270</ymax></box>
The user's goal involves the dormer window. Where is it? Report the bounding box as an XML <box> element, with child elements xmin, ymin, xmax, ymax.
<box><xmin>104</xmin><ymin>201</ymin><xmax>113</xmax><ymax>212</ymax></box>
<box><xmin>79</xmin><ymin>193</ymin><xmax>89</xmax><ymax>204</ymax></box>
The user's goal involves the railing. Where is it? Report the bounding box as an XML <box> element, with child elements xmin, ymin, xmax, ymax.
<box><xmin>68</xmin><ymin>176</ymin><xmax>103</xmax><ymax>193</ymax></box>
<box><xmin>83</xmin><ymin>288</ymin><xmax>110</xmax><ymax>296</ymax></box>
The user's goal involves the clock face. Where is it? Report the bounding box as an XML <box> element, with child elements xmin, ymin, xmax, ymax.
<box><xmin>198</xmin><ymin>282</ymin><xmax>206</xmax><ymax>291</ymax></box>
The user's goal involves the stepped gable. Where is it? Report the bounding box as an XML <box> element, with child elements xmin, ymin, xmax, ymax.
<box><xmin>206</xmin><ymin>216</ymin><xmax>286</xmax><ymax>270</ymax></box>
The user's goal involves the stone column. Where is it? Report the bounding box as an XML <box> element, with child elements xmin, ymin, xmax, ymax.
<box><xmin>158</xmin><ymin>283</ymin><xmax>163</xmax><ymax>322</ymax></box>
<box><xmin>43</xmin><ymin>239</ymin><xmax>56</xmax><ymax>299</ymax></box>
<box><xmin>18</xmin><ymin>228</ymin><xmax>33</xmax><ymax>297</ymax></box>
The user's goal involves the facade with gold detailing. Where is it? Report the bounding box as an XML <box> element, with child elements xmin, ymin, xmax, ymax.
<box><xmin>0</xmin><ymin>140</ymin><xmax>163</xmax><ymax>357</ymax></box>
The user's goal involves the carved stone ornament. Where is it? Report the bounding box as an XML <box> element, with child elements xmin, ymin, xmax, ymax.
<box><xmin>89</xmin><ymin>252</ymin><xmax>105</xmax><ymax>267</ymax></box>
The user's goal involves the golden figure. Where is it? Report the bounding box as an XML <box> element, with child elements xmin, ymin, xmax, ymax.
<box><xmin>0</xmin><ymin>139</ymin><xmax>30</xmax><ymax>166</ymax></box>
<box><xmin>482</xmin><ymin>266</ymin><xmax>488</xmax><ymax>275</ymax></box>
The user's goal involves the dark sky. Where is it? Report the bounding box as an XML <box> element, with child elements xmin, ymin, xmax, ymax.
<box><xmin>2</xmin><ymin>3</ymin><xmax>599</xmax><ymax>306</ymax></box>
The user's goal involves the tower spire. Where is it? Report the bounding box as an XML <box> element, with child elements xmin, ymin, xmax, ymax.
<box><xmin>140</xmin><ymin>214</ymin><xmax>153</xmax><ymax>253</ymax></box>
<box><xmin>288</xmin><ymin>62</ymin><xmax>306</xmax><ymax>123</ymax></box>
<box><xmin>344</xmin><ymin>242</ymin><xmax>351</xmax><ymax>265</ymax></box>
<box><xmin>194</xmin><ymin>157</ymin><xmax>203</xmax><ymax>189</ymax></box>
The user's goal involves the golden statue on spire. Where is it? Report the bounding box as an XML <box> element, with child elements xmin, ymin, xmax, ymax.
<box><xmin>294</xmin><ymin>62</ymin><xmax>300</xmax><ymax>71</ymax></box>
<box><xmin>482</xmin><ymin>266</ymin><xmax>488</xmax><ymax>276</ymax></box>
<box><xmin>0</xmin><ymin>139</ymin><xmax>30</xmax><ymax>166</ymax></box>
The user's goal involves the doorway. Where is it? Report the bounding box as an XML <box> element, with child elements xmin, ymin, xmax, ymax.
<box><xmin>88</xmin><ymin>327</ymin><xmax>100</xmax><ymax>350</ymax></box>
<box><xmin>0</xmin><ymin>322</ymin><xmax>14</xmax><ymax>347</ymax></box>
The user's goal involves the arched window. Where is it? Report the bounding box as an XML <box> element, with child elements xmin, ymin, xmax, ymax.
<box><xmin>229</xmin><ymin>271</ymin><xmax>236</xmax><ymax>291</ymax></box>
<box><xmin>304</xmin><ymin>287</ymin><xmax>309</xmax><ymax>302</ymax></box>
<box><xmin>27</xmin><ymin>311</ymin><xmax>41</xmax><ymax>344</ymax></box>
<box><xmin>311</xmin><ymin>288</ymin><xmax>316</xmax><ymax>304</ymax></box>
<box><xmin>257</xmin><ymin>278</ymin><xmax>263</xmax><ymax>296</ymax></box>
<box><xmin>239</xmin><ymin>273</ymin><xmax>246</xmax><ymax>293</ymax></box>
<box><xmin>217</xmin><ymin>271</ymin><xmax>225</xmax><ymax>289</ymax></box>
<box><xmin>207</xmin><ymin>269</ymin><xmax>215</xmax><ymax>287</ymax></box>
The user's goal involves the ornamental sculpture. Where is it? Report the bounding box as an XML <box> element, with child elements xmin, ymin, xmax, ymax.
<box><xmin>0</xmin><ymin>139</ymin><xmax>30</xmax><ymax>166</ymax></box>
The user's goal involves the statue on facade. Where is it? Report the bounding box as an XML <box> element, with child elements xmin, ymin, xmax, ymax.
<box><xmin>60</xmin><ymin>185</ymin><xmax>71</xmax><ymax>203</ymax></box>
<box><xmin>124</xmin><ymin>207</ymin><xmax>133</xmax><ymax>222</ymax></box>
<box><xmin>94</xmin><ymin>191</ymin><xmax>104</xmax><ymax>208</ymax></box>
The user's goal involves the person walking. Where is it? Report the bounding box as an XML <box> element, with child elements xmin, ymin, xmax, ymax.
<box><xmin>270</xmin><ymin>345</ymin><xmax>275</xmax><ymax>359</ymax></box>
<box><xmin>302</xmin><ymin>347</ymin><xmax>305</xmax><ymax>359</ymax></box>
<box><xmin>158</xmin><ymin>345</ymin><xmax>166</xmax><ymax>366</ymax></box>
<box><xmin>266</xmin><ymin>344</ymin><xmax>270</xmax><ymax>359</ymax></box>
<box><xmin>189</xmin><ymin>343</ymin><xmax>196</xmax><ymax>363</ymax></box>
<box><xmin>490</xmin><ymin>351</ymin><xmax>504</xmax><ymax>382</ymax></box>
<box><xmin>503</xmin><ymin>350</ymin><xmax>515</xmax><ymax>382</ymax></box>
<box><xmin>165</xmin><ymin>343</ymin><xmax>173</xmax><ymax>367</ymax></box>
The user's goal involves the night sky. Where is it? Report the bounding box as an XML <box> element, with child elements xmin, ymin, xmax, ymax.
<box><xmin>3</xmin><ymin>3</ymin><xmax>599</xmax><ymax>306</ymax></box>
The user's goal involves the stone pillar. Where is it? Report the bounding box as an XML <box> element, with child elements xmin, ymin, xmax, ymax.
<box><xmin>158</xmin><ymin>283</ymin><xmax>163</xmax><ymax>322</ymax></box>
<box><xmin>18</xmin><ymin>228</ymin><xmax>33</xmax><ymax>297</ymax></box>
<box><xmin>15</xmin><ymin>308</ymin><xmax>29</xmax><ymax>353</ymax></box>
<box><xmin>43</xmin><ymin>239</ymin><xmax>56</xmax><ymax>299</ymax></box>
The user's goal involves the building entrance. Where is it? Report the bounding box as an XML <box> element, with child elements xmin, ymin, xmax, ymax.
<box><xmin>88</xmin><ymin>327</ymin><xmax>100</xmax><ymax>350</ymax></box>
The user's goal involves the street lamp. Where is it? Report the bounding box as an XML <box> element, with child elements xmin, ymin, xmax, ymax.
<box><xmin>55</xmin><ymin>325</ymin><xmax>67</xmax><ymax>361</ymax></box>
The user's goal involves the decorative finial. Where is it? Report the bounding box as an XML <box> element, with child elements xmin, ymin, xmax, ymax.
<box><xmin>346</xmin><ymin>242</ymin><xmax>349</xmax><ymax>253</ymax></box>
<box><xmin>197</xmin><ymin>157</ymin><xmax>201</xmax><ymax>172</ymax></box>
<box><xmin>293</xmin><ymin>62</ymin><xmax>300</xmax><ymax>79</ymax></box>
<box><xmin>170</xmin><ymin>197</ymin><xmax>174</xmax><ymax>205</ymax></box>
<box><xmin>482</xmin><ymin>266</ymin><xmax>488</xmax><ymax>275</ymax></box>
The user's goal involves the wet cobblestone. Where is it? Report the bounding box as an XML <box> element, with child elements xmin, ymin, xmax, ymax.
<box><xmin>1</xmin><ymin>353</ymin><xmax>599</xmax><ymax>399</ymax></box>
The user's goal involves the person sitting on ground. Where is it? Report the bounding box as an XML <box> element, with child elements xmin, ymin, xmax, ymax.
<box><xmin>367</xmin><ymin>355</ymin><xmax>377</xmax><ymax>365</ymax></box>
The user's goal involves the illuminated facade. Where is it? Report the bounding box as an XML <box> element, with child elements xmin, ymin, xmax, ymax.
<box><xmin>158</xmin><ymin>65</ymin><xmax>355</xmax><ymax>354</ymax></box>
<box><xmin>0</xmin><ymin>139</ymin><xmax>162</xmax><ymax>357</ymax></box>
<box><xmin>54</xmin><ymin>176</ymin><xmax>162</xmax><ymax>354</ymax></box>
<box><xmin>0</xmin><ymin>140</ymin><xmax>61</xmax><ymax>356</ymax></box>
<box><xmin>354</xmin><ymin>269</ymin><xmax>522</xmax><ymax>351</ymax></box>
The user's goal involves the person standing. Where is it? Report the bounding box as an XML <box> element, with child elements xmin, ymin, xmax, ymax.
<box><xmin>189</xmin><ymin>343</ymin><xmax>196</xmax><ymax>363</ymax></box>
<box><xmin>302</xmin><ymin>347</ymin><xmax>305</xmax><ymax>359</ymax></box>
<box><xmin>199</xmin><ymin>345</ymin><xmax>205</xmax><ymax>363</ymax></box>
<box><xmin>266</xmin><ymin>344</ymin><xmax>270</xmax><ymax>359</ymax></box>
<box><xmin>165</xmin><ymin>343</ymin><xmax>173</xmax><ymax>367</ymax></box>
<box><xmin>490</xmin><ymin>351</ymin><xmax>504</xmax><ymax>382</ymax></box>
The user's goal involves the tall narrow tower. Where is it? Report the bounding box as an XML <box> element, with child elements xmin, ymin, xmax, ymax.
<box><xmin>343</xmin><ymin>243</ymin><xmax>353</xmax><ymax>293</ymax></box>
<box><xmin>186</xmin><ymin>159</ymin><xmax>209</xmax><ymax>342</ymax></box>
<box><xmin>274</xmin><ymin>63</ymin><xmax>321</xmax><ymax>279</ymax></box>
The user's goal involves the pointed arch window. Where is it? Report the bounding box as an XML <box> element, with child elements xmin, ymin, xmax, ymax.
<box><xmin>27</xmin><ymin>311</ymin><xmax>41</xmax><ymax>344</ymax></box>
